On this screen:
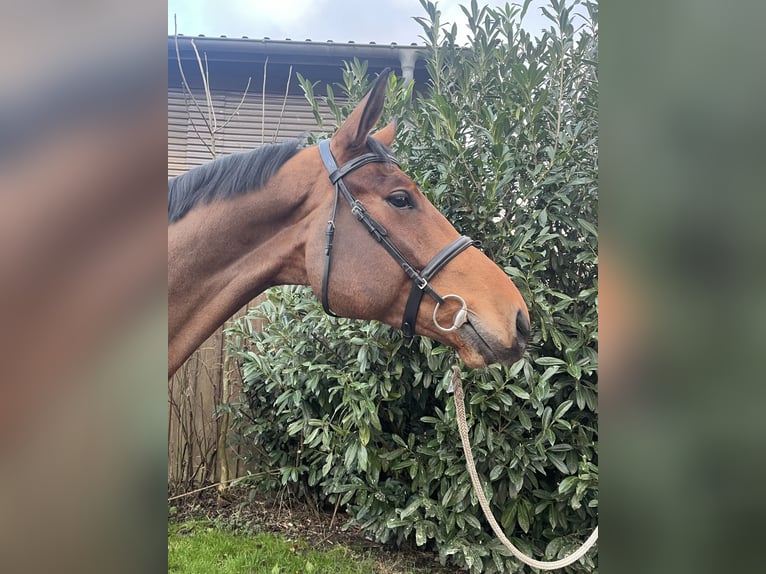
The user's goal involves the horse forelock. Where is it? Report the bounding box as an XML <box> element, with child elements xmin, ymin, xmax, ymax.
<box><xmin>365</xmin><ymin>137</ymin><xmax>399</xmax><ymax>165</ymax></box>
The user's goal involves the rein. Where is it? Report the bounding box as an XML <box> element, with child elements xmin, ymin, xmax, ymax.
<box><xmin>318</xmin><ymin>140</ymin><xmax>476</xmax><ymax>338</ymax></box>
<box><xmin>450</xmin><ymin>366</ymin><xmax>599</xmax><ymax>569</ymax></box>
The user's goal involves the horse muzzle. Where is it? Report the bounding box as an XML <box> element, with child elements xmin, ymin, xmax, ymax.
<box><xmin>454</xmin><ymin>308</ymin><xmax>530</xmax><ymax>367</ymax></box>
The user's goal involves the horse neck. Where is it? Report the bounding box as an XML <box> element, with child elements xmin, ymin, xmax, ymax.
<box><xmin>168</xmin><ymin>171</ymin><xmax>321</xmax><ymax>375</ymax></box>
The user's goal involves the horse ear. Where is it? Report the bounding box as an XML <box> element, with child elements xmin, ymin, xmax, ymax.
<box><xmin>333</xmin><ymin>68</ymin><xmax>392</xmax><ymax>152</ymax></box>
<box><xmin>371</xmin><ymin>118</ymin><xmax>397</xmax><ymax>147</ymax></box>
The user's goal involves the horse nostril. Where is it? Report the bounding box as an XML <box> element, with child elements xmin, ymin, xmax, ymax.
<box><xmin>516</xmin><ymin>310</ymin><xmax>530</xmax><ymax>345</ymax></box>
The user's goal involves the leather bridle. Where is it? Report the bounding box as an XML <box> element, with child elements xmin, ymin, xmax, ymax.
<box><xmin>318</xmin><ymin>139</ymin><xmax>478</xmax><ymax>340</ymax></box>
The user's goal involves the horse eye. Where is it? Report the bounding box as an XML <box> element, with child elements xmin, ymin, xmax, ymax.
<box><xmin>387</xmin><ymin>192</ymin><xmax>413</xmax><ymax>209</ymax></box>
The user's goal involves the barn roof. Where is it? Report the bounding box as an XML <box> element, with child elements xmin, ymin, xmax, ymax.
<box><xmin>168</xmin><ymin>36</ymin><xmax>429</xmax><ymax>93</ymax></box>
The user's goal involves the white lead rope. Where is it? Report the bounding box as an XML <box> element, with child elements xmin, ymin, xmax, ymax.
<box><xmin>450</xmin><ymin>365</ymin><xmax>598</xmax><ymax>570</ymax></box>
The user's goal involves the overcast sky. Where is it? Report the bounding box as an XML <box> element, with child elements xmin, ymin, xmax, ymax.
<box><xmin>168</xmin><ymin>0</ymin><xmax>569</xmax><ymax>45</ymax></box>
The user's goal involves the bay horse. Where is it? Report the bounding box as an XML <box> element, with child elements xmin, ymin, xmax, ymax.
<box><xmin>168</xmin><ymin>69</ymin><xmax>530</xmax><ymax>377</ymax></box>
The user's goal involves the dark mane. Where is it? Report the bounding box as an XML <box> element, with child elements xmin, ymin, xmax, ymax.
<box><xmin>168</xmin><ymin>139</ymin><xmax>302</xmax><ymax>223</ymax></box>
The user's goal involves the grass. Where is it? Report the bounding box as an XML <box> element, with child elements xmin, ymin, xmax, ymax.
<box><xmin>168</xmin><ymin>519</ymin><xmax>384</xmax><ymax>574</ymax></box>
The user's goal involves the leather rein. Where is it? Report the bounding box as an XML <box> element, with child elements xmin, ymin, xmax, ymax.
<box><xmin>318</xmin><ymin>139</ymin><xmax>477</xmax><ymax>339</ymax></box>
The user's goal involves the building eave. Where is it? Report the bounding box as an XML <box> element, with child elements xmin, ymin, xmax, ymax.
<box><xmin>168</xmin><ymin>36</ymin><xmax>429</xmax><ymax>92</ymax></box>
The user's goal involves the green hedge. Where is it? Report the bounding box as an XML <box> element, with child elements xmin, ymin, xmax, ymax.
<box><xmin>225</xmin><ymin>1</ymin><xmax>598</xmax><ymax>572</ymax></box>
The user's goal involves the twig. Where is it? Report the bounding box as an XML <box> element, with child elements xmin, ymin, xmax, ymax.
<box><xmin>261</xmin><ymin>57</ymin><xmax>269</xmax><ymax>144</ymax></box>
<box><xmin>272</xmin><ymin>65</ymin><xmax>293</xmax><ymax>142</ymax></box>
<box><xmin>190</xmin><ymin>39</ymin><xmax>215</xmax><ymax>135</ymax></box>
<box><xmin>329</xmin><ymin>494</ymin><xmax>342</xmax><ymax>529</ymax></box>
<box><xmin>173</xmin><ymin>16</ymin><xmax>215</xmax><ymax>157</ymax></box>
<box><xmin>173</xmin><ymin>16</ymin><xmax>214</xmax><ymax>138</ymax></box>
<box><xmin>217</xmin><ymin>77</ymin><xmax>253</xmax><ymax>132</ymax></box>
<box><xmin>181</xmin><ymin>91</ymin><xmax>215</xmax><ymax>158</ymax></box>
<box><xmin>168</xmin><ymin>481</ymin><xmax>226</xmax><ymax>501</ymax></box>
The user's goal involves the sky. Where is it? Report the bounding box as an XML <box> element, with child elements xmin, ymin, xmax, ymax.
<box><xmin>167</xmin><ymin>0</ymin><xmax>571</xmax><ymax>45</ymax></box>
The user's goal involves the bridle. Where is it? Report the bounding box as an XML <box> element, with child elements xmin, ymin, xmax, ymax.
<box><xmin>318</xmin><ymin>139</ymin><xmax>478</xmax><ymax>340</ymax></box>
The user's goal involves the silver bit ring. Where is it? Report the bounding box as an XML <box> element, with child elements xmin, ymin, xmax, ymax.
<box><xmin>433</xmin><ymin>294</ymin><xmax>469</xmax><ymax>333</ymax></box>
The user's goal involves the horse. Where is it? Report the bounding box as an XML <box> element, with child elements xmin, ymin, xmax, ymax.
<box><xmin>168</xmin><ymin>68</ymin><xmax>530</xmax><ymax>377</ymax></box>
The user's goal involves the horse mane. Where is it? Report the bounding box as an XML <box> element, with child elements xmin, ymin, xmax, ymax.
<box><xmin>168</xmin><ymin>139</ymin><xmax>302</xmax><ymax>223</ymax></box>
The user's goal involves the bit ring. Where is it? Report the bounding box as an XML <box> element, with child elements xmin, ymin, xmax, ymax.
<box><xmin>433</xmin><ymin>294</ymin><xmax>469</xmax><ymax>333</ymax></box>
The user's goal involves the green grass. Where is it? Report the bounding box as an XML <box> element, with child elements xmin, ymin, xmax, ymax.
<box><xmin>168</xmin><ymin>520</ymin><xmax>379</xmax><ymax>574</ymax></box>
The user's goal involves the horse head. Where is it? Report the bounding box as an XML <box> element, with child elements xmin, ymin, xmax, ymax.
<box><xmin>304</xmin><ymin>69</ymin><xmax>530</xmax><ymax>368</ymax></box>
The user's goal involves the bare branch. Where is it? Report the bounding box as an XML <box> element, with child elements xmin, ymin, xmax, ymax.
<box><xmin>190</xmin><ymin>39</ymin><xmax>215</xmax><ymax>141</ymax></box>
<box><xmin>272</xmin><ymin>65</ymin><xmax>293</xmax><ymax>143</ymax></box>
<box><xmin>261</xmin><ymin>57</ymin><xmax>269</xmax><ymax>145</ymax></box>
<box><xmin>217</xmin><ymin>76</ymin><xmax>252</xmax><ymax>133</ymax></box>
<box><xmin>181</xmin><ymin>90</ymin><xmax>215</xmax><ymax>157</ymax></box>
<box><xmin>205</xmin><ymin>52</ymin><xmax>215</xmax><ymax>133</ymax></box>
<box><xmin>173</xmin><ymin>15</ymin><xmax>214</xmax><ymax>138</ymax></box>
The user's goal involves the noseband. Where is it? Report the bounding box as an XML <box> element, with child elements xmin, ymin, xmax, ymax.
<box><xmin>318</xmin><ymin>139</ymin><xmax>477</xmax><ymax>340</ymax></box>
